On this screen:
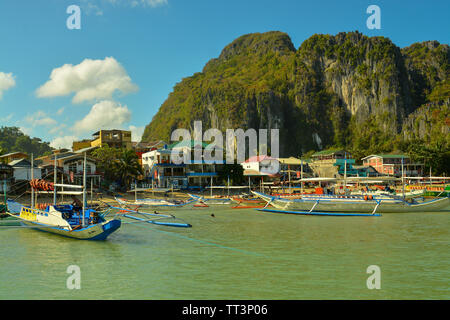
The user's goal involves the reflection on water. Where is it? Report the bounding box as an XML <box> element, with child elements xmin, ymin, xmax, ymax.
<box><xmin>0</xmin><ymin>208</ymin><xmax>449</xmax><ymax>299</ymax></box>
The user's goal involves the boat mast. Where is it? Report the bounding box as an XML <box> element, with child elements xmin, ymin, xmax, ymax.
<box><xmin>300</xmin><ymin>159</ymin><xmax>304</xmax><ymax>195</ymax></box>
<box><xmin>344</xmin><ymin>152</ymin><xmax>347</xmax><ymax>191</ymax></box>
<box><xmin>31</xmin><ymin>154</ymin><xmax>34</xmax><ymax>209</ymax></box>
<box><xmin>402</xmin><ymin>157</ymin><xmax>405</xmax><ymax>201</ymax></box>
<box><xmin>53</xmin><ymin>155</ymin><xmax>57</xmax><ymax>205</ymax></box>
<box><xmin>82</xmin><ymin>152</ymin><xmax>87</xmax><ymax>227</ymax></box>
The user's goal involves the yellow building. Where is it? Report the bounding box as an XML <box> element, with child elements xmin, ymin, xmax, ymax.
<box><xmin>72</xmin><ymin>140</ymin><xmax>92</xmax><ymax>152</ymax></box>
<box><xmin>91</xmin><ymin>130</ymin><xmax>132</xmax><ymax>149</ymax></box>
<box><xmin>72</xmin><ymin>129</ymin><xmax>133</xmax><ymax>151</ymax></box>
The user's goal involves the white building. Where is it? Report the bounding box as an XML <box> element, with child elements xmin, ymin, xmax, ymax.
<box><xmin>240</xmin><ymin>155</ymin><xmax>280</xmax><ymax>176</ymax></box>
<box><xmin>8</xmin><ymin>159</ymin><xmax>42</xmax><ymax>181</ymax></box>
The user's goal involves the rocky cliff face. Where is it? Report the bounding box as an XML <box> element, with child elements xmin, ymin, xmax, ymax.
<box><xmin>142</xmin><ymin>31</ymin><xmax>449</xmax><ymax>158</ymax></box>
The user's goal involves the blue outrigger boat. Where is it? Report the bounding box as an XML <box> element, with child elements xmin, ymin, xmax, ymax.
<box><xmin>252</xmin><ymin>191</ymin><xmax>450</xmax><ymax>216</ymax></box>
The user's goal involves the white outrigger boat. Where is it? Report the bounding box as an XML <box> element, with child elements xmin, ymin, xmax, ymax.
<box><xmin>5</xmin><ymin>153</ymin><xmax>122</xmax><ymax>240</ymax></box>
<box><xmin>188</xmin><ymin>194</ymin><xmax>233</xmax><ymax>205</ymax></box>
<box><xmin>6</xmin><ymin>199</ymin><xmax>121</xmax><ymax>240</ymax></box>
<box><xmin>114</xmin><ymin>195</ymin><xmax>196</xmax><ymax>209</ymax></box>
<box><xmin>252</xmin><ymin>191</ymin><xmax>450</xmax><ymax>216</ymax></box>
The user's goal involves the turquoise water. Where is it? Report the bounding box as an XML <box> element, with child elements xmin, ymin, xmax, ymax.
<box><xmin>0</xmin><ymin>207</ymin><xmax>449</xmax><ymax>299</ymax></box>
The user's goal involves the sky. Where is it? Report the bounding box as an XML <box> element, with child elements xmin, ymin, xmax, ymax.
<box><xmin>0</xmin><ymin>0</ymin><xmax>448</xmax><ymax>149</ymax></box>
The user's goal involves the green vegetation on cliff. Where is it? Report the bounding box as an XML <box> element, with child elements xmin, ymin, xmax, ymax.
<box><xmin>142</xmin><ymin>31</ymin><xmax>450</xmax><ymax>174</ymax></box>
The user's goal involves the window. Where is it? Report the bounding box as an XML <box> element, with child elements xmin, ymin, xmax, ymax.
<box><xmin>68</xmin><ymin>163</ymin><xmax>77</xmax><ymax>173</ymax></box>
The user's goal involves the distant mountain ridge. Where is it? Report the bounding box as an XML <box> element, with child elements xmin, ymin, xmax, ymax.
<box><xmin>142</xmin><ymin>31</ymin><xmax>449</xmax><ymax>160</ymax></box>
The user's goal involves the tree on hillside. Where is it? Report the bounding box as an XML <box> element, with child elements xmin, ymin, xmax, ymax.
<box><xmin>0</xmin><ymin>126</ymin><xmax>53</xmax><ymax>157</ymax></box>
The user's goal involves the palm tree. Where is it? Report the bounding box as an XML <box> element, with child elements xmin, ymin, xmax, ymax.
<box><xmin>114</xmin><ymin>149</ymin><xmax>143</xmax><ymax>190</ymax></box>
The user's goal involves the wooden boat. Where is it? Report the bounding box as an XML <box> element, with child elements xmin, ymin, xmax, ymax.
<box><xmin>252</xmin><ymin>191</ymin><xmax>450</xmax><ymax>214</ymax></box>
<box><xmin>6</xmin><ymin>199</ymin><xmax>121</xmax><ymax>240</ymax></box>
<box><xmin>188</xmin><ymin>194</ymin><xmax>232</xmax><ymax>205</ymax></box>
<box><xmin>4</xmin><ymin>153</ymin><xmax>122</xmax><ymax>240</ymax></box>
<box><xmin>114</xmin><ymin>195</ymin><xmax>196</xmax><ymax>209</ymax></box>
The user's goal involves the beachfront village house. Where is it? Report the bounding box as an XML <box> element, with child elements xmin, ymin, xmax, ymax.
<box><xmin>0</xmin><ymin>152</ymin><xmax>28</xmax><ymax>164</ymax></box>
<box><xmin>36</xmin><ymin>149</ymin><xmax>101</xmax><ymax>187</ymax></box>
<box><xmin>0</xmin><ymin>163</ymin><xmax>13</xmax><ymax>193</ymax></box>
<box><xmin>308</xmin><ymin>149</ymin><xmax>376</xmax><ymax>178</ymax></box>
<box><xmin>8</xmin><ymin>158</ymin><xmax>42</xmax><ymax>181</ymax></box>
<box><xmin>361</xmin><ymin>154</ymin><xmax>424</xmax><ymax>177</ymax></box>
<box><xmin>240</xmin><ymin>155</ymin><xmax>281</xmax><ymax>189</ymax></box>
<box><xmin>277</xmin><ymin>157</ymin><xmax>313</xmax><ymax>181</ymax></box>
<box><xmin>141</xmin><ymin>140</ymin><xmax>223</xmax><ymax>190</ymax></box>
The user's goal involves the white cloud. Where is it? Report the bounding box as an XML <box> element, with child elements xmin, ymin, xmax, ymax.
<box><xmin>50</xmin><ymin>136</ymin><xmax>79</xmax><ymax>149</ymax></box>
<box><xmin>25</xmin><ymin>111</ymin><xmax>57</xmax><ymax>127</ymax></box>
<box><xmin>56</xmin><ymin>107</ymin><xmax>65</xmax><ymax>115</ymax></box>
<box><xmin>0</xmin><ymin>113</ymin><xmax>14</xmax><ymax>122</ymax></box>
<box><xmin>36</xmin><ymin>57</ymin><xmax>138</xmax><ymax>104</ymax></box>
<box><xmin>0</xmin><ymin>72</ymin><xmax>16</xmax><ymax>99</ymax></box>
<box><xmin>105</xmin><ymin>0</ymin><xmax>168</xmax><ymax>8</ymax></box>
<box><xmin>129</xmin><ymin>125</ymin><xmax>144</xmax><ymax>142</ymax></box>
<box><xmin>131</xmin><ymin>0</ymin><xmax>168</xmax><ymax>7</ymax></box>
<box><xmin>49</xmin><ymin>123</ymin><xmax>67</xmax><ymax>135</ymax></box>
<box><xmin>73</xmin><ymin>100</ymin><xmax>132</xmax><ymax>134</ymax></box>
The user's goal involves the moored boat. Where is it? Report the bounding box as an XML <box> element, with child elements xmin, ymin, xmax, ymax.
<box><xmin>6</xmin><ymin>199</ymin><xmax>121</xmax><ymax>240</ymax></box>
<box><xmin>252</xmin><ymin>191</ymin><xmax>450</xmax><ymax>214</ymax></box>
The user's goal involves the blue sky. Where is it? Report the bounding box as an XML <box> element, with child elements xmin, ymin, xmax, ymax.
<box><xmin>0</xmin><ymin>0</ymin><xmax>448</xmax><ymax>149</ymax></box>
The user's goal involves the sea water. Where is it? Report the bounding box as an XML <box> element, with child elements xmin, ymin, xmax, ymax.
<box><xmin>0</xmin><ymin>207</ymin><xmax>448</xmax><ymax>299</ymax></box>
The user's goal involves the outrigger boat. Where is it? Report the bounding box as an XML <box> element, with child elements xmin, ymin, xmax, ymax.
<box><xmin>114</xmin><ymin>195</ymin><xmax>196</xmax><ymax>209</ymax></box>
<box><xmin>252</xmin><ymin>191</ymin><xmax>450</xmax><ymax>216</ymax></box>
<box><xmin>4</xmin><ymin>154</ymin><xmax>192</xmax><ymax>239</ymax></box>
<box><xmin>188</xmin><ymin>194</ymin><xmax>232</xmax><ymax>205</ymax></box>
<box><xmin>5</xmin><ymin>153</ymin><xmax>121</xmax><ymax>240</ymax></box>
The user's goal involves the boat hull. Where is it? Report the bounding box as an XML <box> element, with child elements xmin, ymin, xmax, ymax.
<box><xmin>252</xmin><ymin>191</ymin><xmax>450</xmax><ymax>213</ymax></box>
<box><xmin>20</xmin><ymin>218</ymin><xmax>121</xmax><ymax>240</ymax></box>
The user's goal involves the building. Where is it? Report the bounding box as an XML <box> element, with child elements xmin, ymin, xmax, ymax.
<box><xmin>309</xmin><ymin>149</ymin><xmax>356</xmax><ymax>178</ymax></box>
<box><xmin>277</xmin><ymin>157</ymin><xmax>313</xmax><ymax>180</ymax></box>
<box><xmin>241</xmin><ymin>155</ymin><xmax>280</xmax><ymax>176</ymax></box>
<box><xmin>0</xmin><ymin>163</ymin><xmax>13</xmax><ymax>193</ymax></box>
<box><xmin>141</xmin><ymin>140</ymin><xmax>223</xmax><ymax>189</ymax></box>
<box><xmin>36</xmin><ymin>149</ymin><xmax>101</xmax><ymax>186</ymax></box>
<box><xmin>0</xmin><ymin>152</ymin><xmax>28</xmax><ymax>164</ymax></box>
<box><xmin>8</xmin><ymin>158</ymin><xmax>42</xmax><ymax>181</ymax></box>
<box><xmin>132</xmin><ymin>141</ymin><xmax>166</xmax><ymax>166</ymax></box>
<box><xmin>72</xmin><ymin>139</ymin><xmax>92</xmax><ymax>152</ymax></box>
<box><xmin>361</xmin><ymin>154</ymin><xmax>424</xmax><ymax>177</ymax></box>
<box><xmin>72</xmin><ymin>129</ymin><xmax>132</xmax><ymax>151</ymax></box>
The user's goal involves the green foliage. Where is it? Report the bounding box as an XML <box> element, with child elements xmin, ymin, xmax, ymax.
<box><xmin>0</xmin><ymin>126</ymin><xmax>53</xmax><ymax>157</ymax></box>
<box><xmin>92</xmin><ymin>146</ymin><xmax>142</xmax><ymax>189</ymax></box>
<box><xmin>217</xmin><ymin>164</ymin><xmax>245</xmax><ymax>186</ymax></box>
